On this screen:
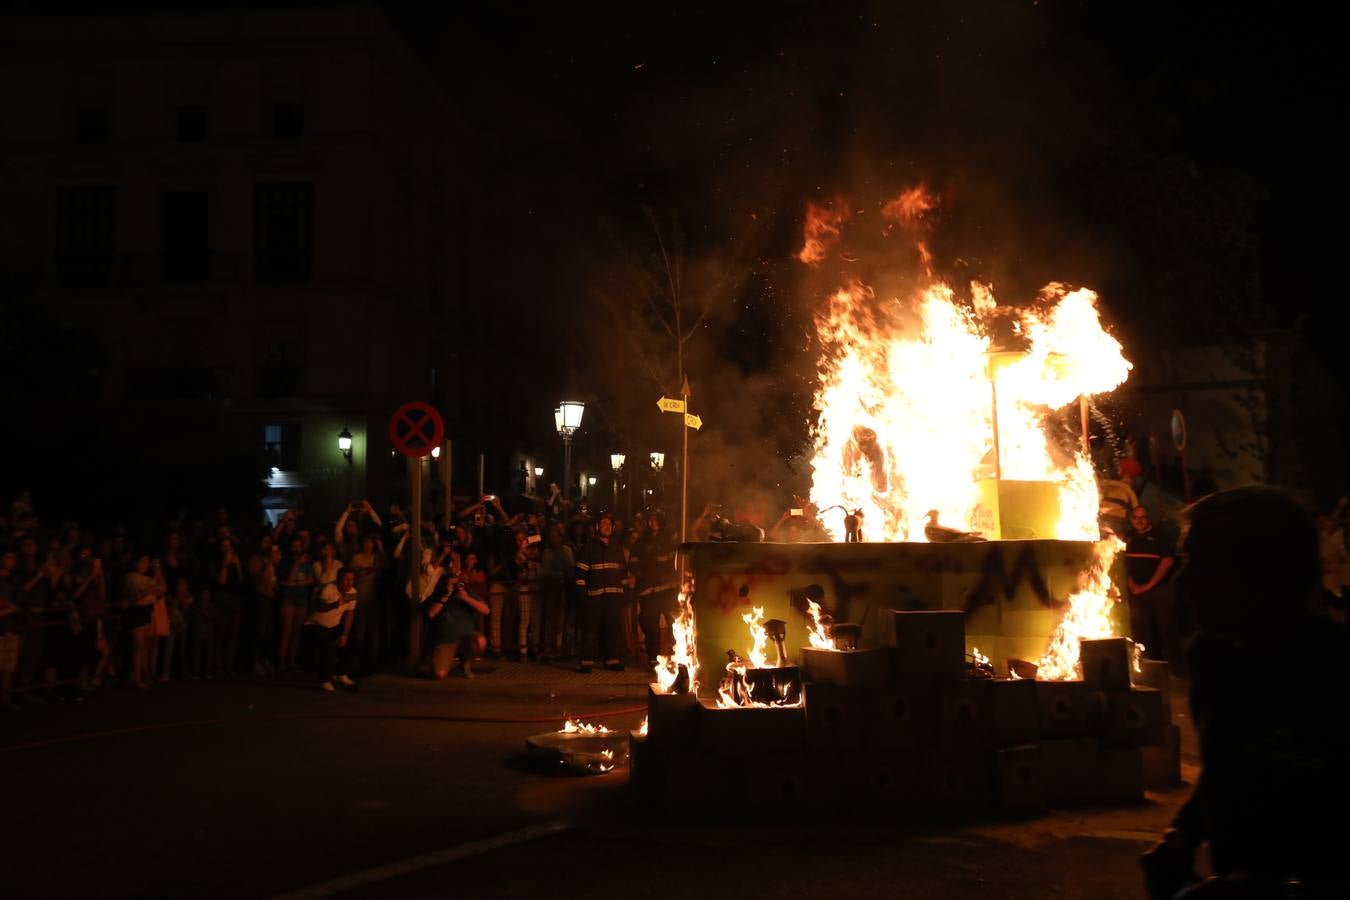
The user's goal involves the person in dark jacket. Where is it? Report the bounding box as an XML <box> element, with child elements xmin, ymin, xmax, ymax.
<box><xmin>573</xmin><ymin>511</ymin><xmax>628</xmax><ymax>673</ymax></box>
<box><xmin>1141</xmin><ymin>486</ymin><xmax>1349</xmax><ymax>899</ymax></box>
<box><xmin>632</xmin><ymin>510</ymin><xmax>678</xmax><ymax>667</ymax></box>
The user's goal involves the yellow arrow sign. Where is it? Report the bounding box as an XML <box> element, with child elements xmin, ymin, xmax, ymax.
<box><xmin>657</xmin><ymin>397</ymin><xmax>686</xmax><ymax>414</ymax></box>
<box><xmin>684</xmin><ymin>413</ymin><xmax>702</xmax><ymax>430</ymax></box>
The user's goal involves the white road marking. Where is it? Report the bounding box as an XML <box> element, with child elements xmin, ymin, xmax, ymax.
<box><xmin>272</xmin><ymin>821</ymin><xmax>573</xmax><ymax>899</ymax></box>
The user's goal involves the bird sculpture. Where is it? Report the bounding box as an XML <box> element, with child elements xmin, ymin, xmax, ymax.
<box><xmin>923</xmin><ymin>509</ymin><xmax>987</xmax><ymax>543</ymax></box>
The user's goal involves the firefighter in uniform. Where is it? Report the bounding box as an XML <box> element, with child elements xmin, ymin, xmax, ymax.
<box><xmin>632</xmin><ymin>509</ymin><xmax>679</xmax><ymax>668</ymax></box>
<box><xmin>573</xmin><ymin>510</ymin><xmax>628</xmax><ymax>673</ymax></box>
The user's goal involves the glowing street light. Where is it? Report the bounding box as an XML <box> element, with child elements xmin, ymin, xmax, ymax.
<box><xmin>555</xmin><ymin>400</ymin><xmax>585</xmax><ymax>511</ymax></box>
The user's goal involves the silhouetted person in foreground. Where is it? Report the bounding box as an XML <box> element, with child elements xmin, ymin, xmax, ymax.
<box><xmin>1142</xmin><ymin>487</ymin><xmax>1349</xmax><ymax>899</ymax></box>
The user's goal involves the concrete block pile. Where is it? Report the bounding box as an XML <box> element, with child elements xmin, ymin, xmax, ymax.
<box><xmin>631</xmin><ymin>611</ymin><xmax>1181</xmax><ymax>820</ymax></box>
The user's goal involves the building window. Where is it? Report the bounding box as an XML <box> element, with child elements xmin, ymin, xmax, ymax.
<box><xmin>175</xmin><ymin>106</ymin><xmax>208</xmax><ymax>142</ymax></box>
<box><xmin>254</xmin><ymin>182</ymin><xmax>313</xmax><ymax>283</ymax></box>
<box><xmin>270</xmin><ymin>101</ymin><xmax>306</xmax><ymax>139</ymax></box>
<box><xmin>262</xmin><ymin>423</ymin><xmax>301</xmax><ymax>471</ymax></box>
<box><xmin>162</xmin><ymin>190</ymin><xmax>211</xmax><ymax>282</ymax></box>
<box><xmin>55</xmin><ymin>186</ymin><xmax>117</xmax><ymax>286</ymax></box>
<box><xmin>75</xmin><ymin>107</ymin><xmax>109</xmax><ymax>143</ymax></box>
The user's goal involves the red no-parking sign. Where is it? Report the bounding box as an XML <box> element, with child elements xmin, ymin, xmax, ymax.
<box><xmin>388</xmin><ymin>401</ymin><xmax>444</xmax><ymax>458</ymax></box>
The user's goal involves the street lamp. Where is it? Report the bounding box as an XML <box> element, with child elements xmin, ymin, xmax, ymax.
<box><xmin>650</xmin><ymin>451</ymin><xmax>664</xmax><ymax>473</ymax></box>
<box><xmin>587</xmin><ymin>474</ymin><xmax>597</xmax><ymax>498</ymax></box>
<box><xmin>337</xmin><ymin>427</ymin><xmax>353</xmax><ymax>463</ymax></box>
<box><xmin>555</xmin><ymin>400</ymin><xmax>585</xmax><ymax>511</ymax></box>
<box><xmin>610</xmin><ymin>453</ymin><xmax>625</xmax><ymax>511</ymax></box>
<box><xmin>430</xmin><ymin>445</ymin><xmax>441</xmax><ymax>459</ymax></box>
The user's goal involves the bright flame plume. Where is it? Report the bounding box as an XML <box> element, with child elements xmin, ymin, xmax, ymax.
<box><xmin>1036</xmin><ymin>537</ymin><xmax>1125</xmax><ymax>680</ymax></box>
<box><xmin>561</xmin><ymin>719</ymin><xmax>613</xmax><ymax>735</ymax></box>
<box><xmin>806</xmin><ymin>599</ymin><xmax>836</xmax><ymax>650</ymax></box>
<box><xmin>653</xmin><ymin>573</ymin><xmax>699</xmax><ymax>694</ymax></box>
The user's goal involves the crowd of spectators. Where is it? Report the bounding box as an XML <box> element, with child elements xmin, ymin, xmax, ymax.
<box><xmin>0</xmin><ymin>488</ymin><xmax>697</xmax><ymax>707</ymax></box>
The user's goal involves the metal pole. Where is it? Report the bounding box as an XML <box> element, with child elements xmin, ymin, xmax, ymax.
<box><xmin>563</xmin><ymin>434</ymin><xmax>573</xmax><ymax>516</ymax></box>
<box><xmin>441</xmin><ymin>439</ymin><xmax>452</xmax><ymax>531</ymax></box>
<box><xmin>681</xmin><ymin>381</ymin><xmax>689</xmax><ymax>543</ymax></box>
<box><xmin>406</xmin><ymin>456</ymin><xmax>423</xmax><ymax>669</ymax></box>
<box><xmin>612</xmin><ymin>471</ymin><xmax>619</xmax><ymax>512</ymax></box>
<box><xmin>477</xmin><ymin>453</ymin><xmax>485</xmax><ymax>497</ymax></box>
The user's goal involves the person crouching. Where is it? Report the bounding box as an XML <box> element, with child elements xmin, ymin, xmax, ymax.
<box><xmin>423</xmin><ymin>576</ymin><xmax>489</xmax><ymax>679</ymax></box>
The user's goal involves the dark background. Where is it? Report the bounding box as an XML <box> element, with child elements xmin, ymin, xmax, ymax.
<box><xmin>5</xmin><ymin>0</ymin><xmax>1346</xmax><ymax>519</ymax></box>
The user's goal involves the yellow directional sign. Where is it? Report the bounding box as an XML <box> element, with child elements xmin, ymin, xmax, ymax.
<box><xmin>684</xmin><ymin>413</ymin><xmax>703</xmax><ymax>431</ymax></box>
<box><xmin>657</xmin><ymin>397</ymin><xmax>686</xmax><ymax>414</ymax></box>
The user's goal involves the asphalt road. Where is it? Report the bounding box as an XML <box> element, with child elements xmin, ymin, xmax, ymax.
<box><xmin>3</xmin><ymin>664</ymin><xmax>1194</xmax><ymax>899</ymax></box>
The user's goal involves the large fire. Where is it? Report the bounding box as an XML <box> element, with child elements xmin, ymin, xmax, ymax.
<box><xmin>804</xmin><ymin>188</ymin><xmax>1132</xmax><ymax>542</ymax></box>
<box><xmin>1036</xmin><ymin>537</ymin><xmax>1125</xmax><ymax>680</ymax></box>
<box><xmin>653</xmin><ymin>574</ymin><xmax>700</xmax><ymax>694</ymax></box>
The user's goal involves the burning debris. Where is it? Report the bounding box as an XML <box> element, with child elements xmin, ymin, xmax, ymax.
<box><xmin>561</xmin><ymin>719</ymin><xmax>613</xmax><ymax>736</ymax></box>
<box><xmin>653</xmin><ymin>574</ymin><xmax>699</xmax><ymax>696</ymax></box>
<box><xmin>717</xmin><ymin>607</ymin><xmax>803</xmax><ymax>708</ymax></box>
<box><xmin>1036</xmin><ymin>537</ymin><xmax>1125</xmax><ymax>681</ymax></box>
<box><xmin>804</xmin><ymin>187</ymin><xmax>1132</xmax><ymax>544</ymax></box>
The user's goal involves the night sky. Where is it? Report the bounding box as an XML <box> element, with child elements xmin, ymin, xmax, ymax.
<box><xmin>385</xmin><ymin>1</ymin><xmax>1347</xmax><ymax>497</ymax></box>
<box><xmin>13</xmin><ymin>0</ymin><xmax>1348</xmax><ymax>503</ymax></box>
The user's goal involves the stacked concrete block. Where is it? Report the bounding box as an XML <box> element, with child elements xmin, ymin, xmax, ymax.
<box><xmin>745</xmin><ymin>751</ymin><xmax>844</xmax><ymax>816</ymax></box>
<box><xmin>937</xmin><ymin>678</ymin><xmax>992</xmax><ymax>749</ymax></box>
<box><xmin>646</xmin><ymin>685</ymin><xmax>700</xmax><ymax>749</ymax></box>
<box><xmin>700</xmin><ymin>702</ymin><xmax>806</xmax><ymax>754</ymax></box>
<box><xmin>843</xmin><ymin>749</ymin><xmax>918</xmax><ymax>820</ymax></box>
<box><xmin>1133</xmin><ymin>658</ymin><xmax>1174</xmax><ymax>722</ymax></box>
<box><xmin>1102</xmin><ymin>685</ymin><xmax>1167</xmax><ymax>748</ymax></box>
<box><xmin>1142</xmin><ymin>724</ymin><xmax>1183</xmax><ymax>790</ymax></box>
<box><xmin>1035</xmin><ymin>679</ymin><xmax>1104</xmax><ymax>737</ymax></box>
<box><xmin>630</xmin><ymin>612</ymin><xmax>1172</xmax><ymax>820</ymax></box>
<box><xmin>804</xmin><ymin>682</ymin><xmax>868</xmax><ymax>750</ymax></box>
<box><xmin>989</xmin><ymin>678</ymin><xmax>1039</xmax><ymax>747</ymax></box>
<box><xmin>1080</xmin><ymin>638</ymin><xmax>1133</xmax><ymax>691</ymax></box>
<box><xmin>892</xmin><ymin>610</ymin><xmax>966</xmax><ymax>686</ymax></box>
<box><xmin>799</xmin><ymin>646</ymin><xmax>892</xmax><ymax>687</ymax></box>
<box><xmin>994</xmin><ymin>744</ymin><xmax>1046</xmax><ymax>815</ymax></box>
<box><xmin>1040</xmin><ymin>736</ymin><xmax>1103</xmax><ymax>806</ymax></box>
<box><xmin>917</xmin><ymin>748</ymin><xmax>992</xmax><ymax>818</ymax></box>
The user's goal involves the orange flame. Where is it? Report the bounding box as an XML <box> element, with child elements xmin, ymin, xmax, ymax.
<box><xmin>808</xmin><ymin>278</ymin><xmax>1129</xmax><ymax>542</ymax></box>
<box><xmin>638</xmin><ymin>716</ymin><xmax>649</xmax><ymax>737</ymax></box>
<box><xmin>881</xmin><ymin>185</ymin><xmax>937</xmax><ymax>276</ymax></box>
<box><xmin>1036</xmin><ymin>537</ymin><xmax>1124</xmax><ymax>680</ymax></box>
<box><xmin>798</xmin><ymin>200</ymin><xmax>851</xmax><ymax>265</ymax></box>
<box><xmin>561</xmin><ymin>718</ymin><xmax>613</xmax><ymax>735</ymax></box>
<box><xmin>806</xmin><ymin>599</ymin><xmax>836</xmax><ymax>650</ymax></box>
<box><xmin>653</xmin><ymin>573</ymin><xmax>699</xmax><ymax>694</ymax></box>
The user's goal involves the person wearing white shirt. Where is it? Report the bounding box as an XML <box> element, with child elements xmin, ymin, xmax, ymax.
<box><xmin>306</xmin><ymin>567</ymin><xmax>358</xmax><ymax>691</ymax></box>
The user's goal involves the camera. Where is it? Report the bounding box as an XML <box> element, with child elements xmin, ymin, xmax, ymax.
<box><xmin>453</xmin><ymin>582</ymin><xmax>466</xmax><ymax>594</ymax></box>
<box><xmin>526</xmin><ymin>534</ymin><xmax>542</xmax><ymax>544</ymax></box>
<box><xmin>789</xmin><ymin>508</ymin><xmax>804</xmax><ymax>517</ymax></box>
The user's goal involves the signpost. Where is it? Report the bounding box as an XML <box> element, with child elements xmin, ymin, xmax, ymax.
<box><xmin>1171</xmin><ymin>409</ymin><xmax>1190</xmax><ymax>504</ymax></box>
<box><xmin>390</xmin><ymin>401</ymin><xmax>444</xmax><ymax>668</ymax></box>
<box><xmin>657</xmin><ymin>385</ymin><xmax>704</xmax><ymax>541</ymax></box>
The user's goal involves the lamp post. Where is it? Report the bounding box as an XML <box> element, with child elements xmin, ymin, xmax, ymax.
<box><xmin>337</xmin><ymin>427</ymin><xmax>353</xmax><ymax>463</ymax></box>
<box><xmin>610</xmin><ymin>453</ymin><xmax>625</xmax><ymax>514</ymax></box>
<box><xmin>650</xmin><ymin>451</ymin><xmax>664</xmax><ymax>506</ymax></box>
<box><xmin>555</xmin><ymin>400</ymin><xmax>585</xmax><ymax>513</ymax></box>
